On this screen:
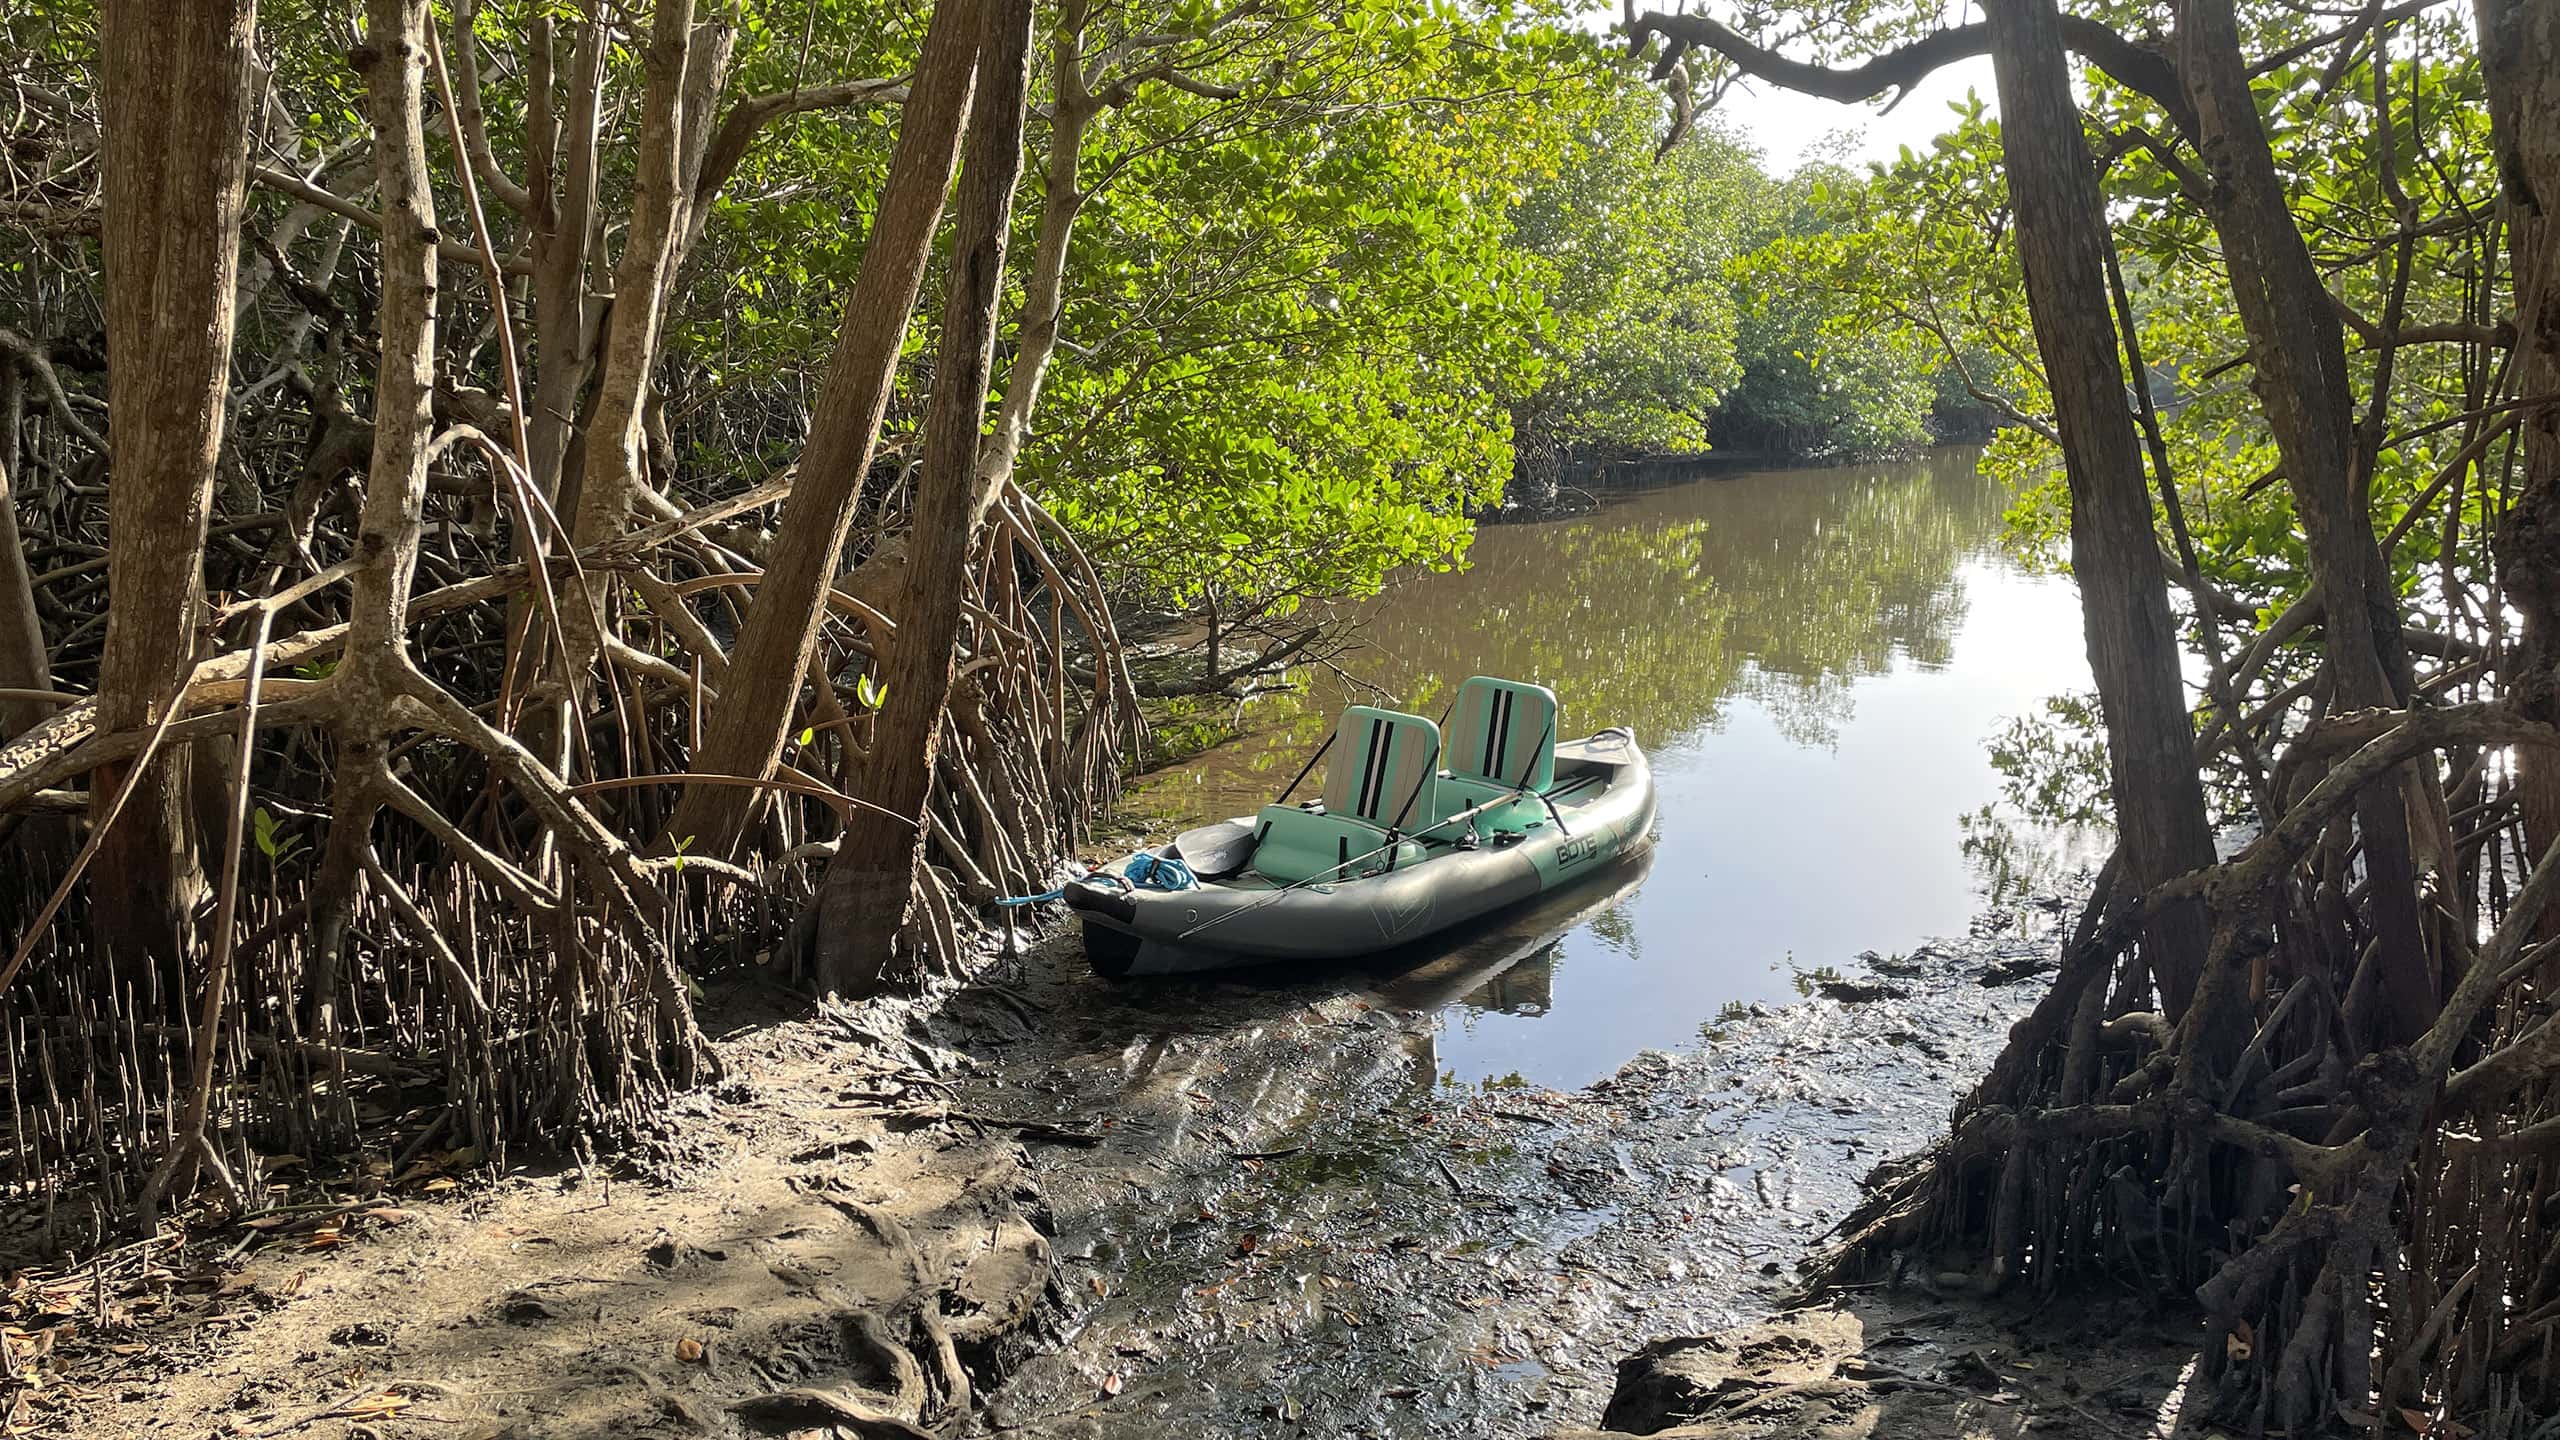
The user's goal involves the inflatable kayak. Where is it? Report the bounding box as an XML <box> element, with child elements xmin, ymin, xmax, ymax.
<box><xmin>1066</xmin><ymin>676</ymin><xmax>1656</xmax><ymax>977</ymax></box>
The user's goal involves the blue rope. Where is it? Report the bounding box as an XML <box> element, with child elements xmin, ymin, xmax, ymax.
<box><xmin>992</xmin><ymin>851</ymin><xmax>1196</xmax><ymax>907</ymax></box>
<box><xmin>1122</xmin><ymin>851</ymin><xmax>1196</xmax><ymax>892</ymax></box>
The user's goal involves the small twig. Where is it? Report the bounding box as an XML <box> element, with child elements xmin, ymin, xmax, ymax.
<box><xmin>1434</xmin><ymin>1155</ymin><xmax>1469</xmax><ymax>1199</ymax></box>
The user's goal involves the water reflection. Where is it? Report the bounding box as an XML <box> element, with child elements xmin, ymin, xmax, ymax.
<box><xmin>1133</xmin><ymin>450</ymin><xmax>2105</xmax><ymax>1088</ymax></box>
<box><xmin>1463</xmin><ymin>953</ymin><xmax>1552</xmax><ymax>1016</ymax></box>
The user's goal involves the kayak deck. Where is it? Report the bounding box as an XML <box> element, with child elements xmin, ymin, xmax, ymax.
<box><xmin>1067</xmin><ymin>725</ymin><xmax>1655</xmax><ymax>976</ymax></box>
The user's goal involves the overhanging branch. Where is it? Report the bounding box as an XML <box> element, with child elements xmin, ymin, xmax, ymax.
<box><xmin>1624</xmin><ymin>9</ymin><xmax>2197</xmax><ymax>141</ymax></box>
<box><xmin>694</xmin><ymin>77</ymin><xmax>910</xmax><ymax>213</ymax></box>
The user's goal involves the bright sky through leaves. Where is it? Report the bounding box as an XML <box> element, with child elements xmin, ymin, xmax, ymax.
<box><xmin>1731</xmin><ymin>57</ymin><xmax>1999</xmax><ymax>172</ymax></box>
<box><xmin>1584</xmin><ymin>6</ymin><xmax>1999</xmax><ymax>172</ymax></box>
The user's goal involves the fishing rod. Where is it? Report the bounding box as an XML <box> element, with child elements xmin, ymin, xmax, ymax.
<box><xmin>1272</xmin><ymin>730</ymin><xmax>1333</xmax><ymax>807</ymax></box>
<box><xmin>1514</xmin><ymin>718</ymin><xmax>1572</xmax><ymax>834</ymax></box>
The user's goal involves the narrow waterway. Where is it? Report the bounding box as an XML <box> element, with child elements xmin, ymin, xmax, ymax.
<box><xmin>960</xmin><ymin>450</ymin><xmax>2118</xmax><ymax>1436</ymax></box>
<box><xmin>1126</xmin><ymin>448</ymin><xmax>2104</xmax><ymax>1089</ymax></box>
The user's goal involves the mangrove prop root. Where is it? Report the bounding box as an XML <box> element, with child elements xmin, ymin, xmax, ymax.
<box><xmin>0</xmin><ymin>406</ymin><xmax>1132</xmax><ymax>1228</ymax></box>
<box><xmin>1809</xmin><ymin>707</ymin><xmax>2560</xmax><ymax>1429</ymax></box>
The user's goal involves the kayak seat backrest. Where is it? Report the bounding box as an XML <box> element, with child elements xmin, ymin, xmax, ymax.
<box><xmin>1434</xmin><ymin>677</ymin><xmax>1559</xmax><ymax>839</ymax></box>
<box><xmin>1320</xmin><ymin>706</ymin><xmax>1443</xmax><ymax>827</ymax></box>
<box><xmin>1250</xmin><ymin>707</ymin><xmax>1441</xmax><ymax>885</ymax></box>
<box><xmin>1444</xmin><ymin>676</ymin><xmax>1557</xmax><ymax>791</ymax></box>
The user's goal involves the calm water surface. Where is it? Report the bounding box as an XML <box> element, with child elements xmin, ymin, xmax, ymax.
<box><xmin>1128</xmin><ymin>450</ymin><xmax>2104</xmax><ymax>1089</ymax></box>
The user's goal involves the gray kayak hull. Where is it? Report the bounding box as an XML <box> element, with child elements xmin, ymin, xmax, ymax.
<box><xmin>1069</xmin><ymin>729</ymin><xmax>1655</xmax><ymax>976</ymax></box>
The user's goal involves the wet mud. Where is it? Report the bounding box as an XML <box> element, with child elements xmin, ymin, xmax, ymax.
<box><xmin>940</xmin><ymin>855</ymin><xmax>2099</xmax><ymax>1437</ymax></box>
<box><xmin>41</xmin><ymin>853</ymin><xmax>2127</xmax><ymax>1440</ymax></box>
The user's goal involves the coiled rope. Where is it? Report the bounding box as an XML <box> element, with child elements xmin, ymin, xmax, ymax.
<box><xmin>992</xmin><ymin>850</ymin><xmax>1196</xmax><ymax>907</ymax></box>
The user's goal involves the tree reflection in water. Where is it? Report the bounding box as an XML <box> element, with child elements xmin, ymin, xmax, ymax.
<box><xmin>1130</xmin><ymin>449</ymin><xmax>2107</xmax><ymax>1089</ymax></box>
<box><xmin>1133</xmin><ymin>448</ymin><xmax>2017</xmax><ymax>821</ymax></box>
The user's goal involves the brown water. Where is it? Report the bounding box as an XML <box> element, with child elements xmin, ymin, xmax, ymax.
<box><xmin>1127</xmin><ymin>449</ymin><xmax>2104</xmax><ymax>1089</ymax></box>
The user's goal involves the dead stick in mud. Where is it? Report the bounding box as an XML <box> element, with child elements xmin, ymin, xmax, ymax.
<box><xmin>1435</xmin><ymin>1154</ymin><xmax>1469</xmax><ymax>1199</ymax></box>
<box><xmin>140</xmin><ymin>602</ymin><xmax>278</xmax><ymax>1226</ymax></box>
<box><xmin>935</xmin><ymin>1106</ymin><xmax>1102</xmax><ymax>1146</ymax></box>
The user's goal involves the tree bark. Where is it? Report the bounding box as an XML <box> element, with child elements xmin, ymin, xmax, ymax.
<box><xmin>522</xmin><ymin>15</ymin><xmax>605</xmax><ymax>505</ymax></box>
<box><xmin>975</xmin><ymin>0</ymin><xmax>1099</xmax><ymax>503</ymax></box>
<box><xmin>308</xmin><ymin>0</ymin><xmax>441</xmax><ymax>991</ymax></box>
<box><xmin>2174</xmin><ymin>0</ymin><xmax>2438</xmax><ymax>1043</ymax></box>
<box><xmin>0</xmin><ymin>362</ymin><xmax>52</xmax><ymax>743</ymax></box>
<box><xmin>667</xmin><ymin>0</ymin><xmax>987</xmax><ymax>860</ymax></box>
<box><xmin>93</xmin><ymin>0</ymin><xmax>259</xmax><ymax>979</ymax></box>
<box><xmin>1982</xmin><ymin>0</ymin><xmax>2219</xmax><ymax>1015</ymax></box>
<box><xmin>562</xmin><ymin>0</ymin><xmax>702</xmax><ymax>704</ymax></box>
<box><xmin>2480</xmin><ymin>0</ymin><xmax>2560</xmax><ymax>905</ymax></box>
<box><xmin>810</xmin><ymin>0</ymin><xmax>1034</xmax><ymax>996</ymax></box>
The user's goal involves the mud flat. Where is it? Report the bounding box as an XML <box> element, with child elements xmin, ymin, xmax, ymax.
<box><xmin>46</xmin><ymin>993</ymin><xmax>1053</xmax><ymax>1439</ymax></box>
<box><xmin>38</xmin><ymin>865</ymin><xmax>2185</xmax><ymax>1440</ymax></box>
<box><xmin>956</xmin><ymin>870</ymin><xmax>2188</xmax><ymax>1438</ymax></box>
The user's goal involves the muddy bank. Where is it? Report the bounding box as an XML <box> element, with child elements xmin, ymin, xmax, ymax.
<box><xmin>946</xmin><ymin>866</ymin><xmax>2128</xmax><ymax>1436</ymax></box>
<box><xmin>31</xmin><ymin>858</ymin><xmax>2125</xmax><ymax>1440</ymax></box>
<box><xmin>38</xmin><ymin>992</ymin><xmax>1052</xmax><ymax>1439</ymax></box>
<box><xmin>1549</xmin><ymin>1293</ymin><xmax>2192</xmax><ymax>1439</ymax></box>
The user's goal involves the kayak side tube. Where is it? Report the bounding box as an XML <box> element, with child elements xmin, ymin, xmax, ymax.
<box><xmin>1070</xmin><ymin>729</ymin><xmax>1655</xmax><ymax>977</ymax></box>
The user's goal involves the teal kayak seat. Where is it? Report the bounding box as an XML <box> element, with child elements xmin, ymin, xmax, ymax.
<box><xmin>1248</xmin><ymin>809</ymin><xmax>1428</xmax><ymax>885</ymax></box>
<box><xmin>1435</xmin><ymin>677</ymin><xmax>1558</xmax><ymax>837</ymax></box>
<box><xmin>1252</xmin><ymin>707</ymin><xmax>1440</xmax><ymax>884</ymax></box>
<box><xmin>1447</xmin><ymin>676</ymin><xmax>1557</xmax><ymax>789</ymax></box>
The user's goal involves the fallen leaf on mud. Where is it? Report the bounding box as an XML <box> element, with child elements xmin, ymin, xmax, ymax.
<box><xmin>675</xmin><ymin>1337</ymin><xmax>707</xmax><ymax>1363</ymax></box>
<box><xmin>301</xmin><ymin>1229</ymin><xmax>342</xmax><ymax>1251</ymax></box>
<box><xmin>421</xmin><ymin>1177</ymin><xmax>458</xmax><ymax>1193</ymax></box>
<box><xmin>1101</xmin><ymin>1374</ymin><xmax>1124</xmax><ymax>1397</ymax></box>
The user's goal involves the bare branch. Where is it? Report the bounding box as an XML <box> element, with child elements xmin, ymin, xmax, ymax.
<box><xmin>249</xmin><ymin>164</ymin><xmax>531</xmax><ymax>273</ymax></box>
<box><xmin>0</xmin><ymin>327</ymin><xmax>108</xmax><ymax>452</ymax></box>
<box><xmin>1624</xmin><ymin>9</ymin><xmax>2196</xmax><ymax>140</ymax></box>
<box><xmin>693</xmin><ymin>77</ymin><xmax>909</xmax><ymax>215</ymax></box>
<box><xmin>443</xmin><ymin>0</ymin><xmax>535</xmax><ymax>214</ymax></box>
